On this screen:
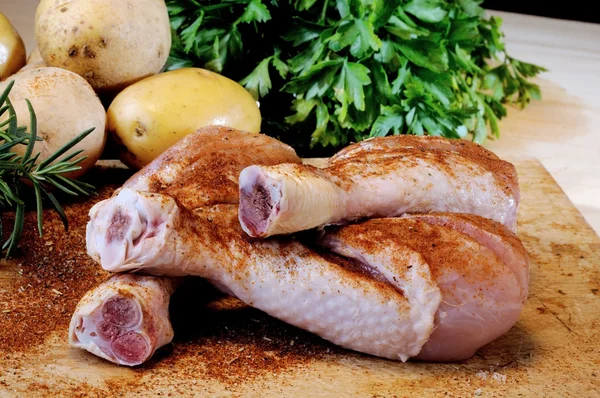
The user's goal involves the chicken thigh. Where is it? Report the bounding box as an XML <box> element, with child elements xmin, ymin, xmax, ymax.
<box><xmin>319</xmin><ymin>215</ymin><xmax>528</xmax><ymax>361</ymax></box>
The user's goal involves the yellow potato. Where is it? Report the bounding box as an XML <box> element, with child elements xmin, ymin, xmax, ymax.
<box><xmin>107</xmin><ymin>68</ymin><xmax>262</xmax><ymax>169</ymax></box>
<box><xmin>0</xmin><ymin>12</ymin><xmax>26</xmax><ymax>80</ymax></box>
<box><xmin>0</xmin><ymin>67</ymin><xmax>107</xmax><ymax>179</ymax></box>
<box><xmin>35</xmin><ymin>0</ymin><xmax>171</xmax><ymax>92</ymax></box>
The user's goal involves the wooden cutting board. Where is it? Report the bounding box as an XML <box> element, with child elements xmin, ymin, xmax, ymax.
<box><xmin>0</xmin><ymin>157</ymin><xmax>598</xmax><ymax>397</ymax></box>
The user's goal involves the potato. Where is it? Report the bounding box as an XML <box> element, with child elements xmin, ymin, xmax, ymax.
<box><xmin>34</xmin><ymin>0</ymin><xmax>171</xmax><ymax>92</ymax></box>
<box><xmin>107</xmin><ymin>68</ymin><xmax>262</xmax><ymax>169</ymax></box>
<box><xmin>0</xmin><ymin>12</ymin><xmax>26</xmax><ymax>80</ymax></box>
<box><xmin>0</xmin><ymin>67</ymin><xmax>107</xmax><ymax>179</ymax></box>
<box><xmin>19</xmin><ymin>47</ymin><xmax>46</xmax><ymax>73</ymax></box>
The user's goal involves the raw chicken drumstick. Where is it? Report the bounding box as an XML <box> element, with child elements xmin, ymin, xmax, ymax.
<box><xmin>85</xmin><ymin>187</ymin><xmax>528</xmax><ymax>362</ymax></box>
<box><xmin>70</xmin><ymin>126</ymin><xmax>302</xmax><ymax>366</ymax></box>
<box><xmin>87</xmin><ymin>196</ymin><xmax>441</xmax><ymax>362</ymax></box>
<box><xmin>238</xmin><ymin>135</ymin><xmax>520</xmax><ymax>238</ymax></box>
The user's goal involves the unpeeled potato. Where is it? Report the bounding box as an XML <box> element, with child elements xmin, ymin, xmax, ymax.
<box><xmin>0</xmin><ymin>67</ymin><xmax>107</xmax><ymax>179</ymax></box>
<box><xmin>0</xmin><ymin>12</ymin><xmax>26</xmax><ymax>80</ymax></box>
<box><xmin>107</xmin><ymin>68</ymin><xmax>262</xmax><ymax>169</ymax></box>
<box><xmin>35</xmin><ymin>0</ymin><xmax>171</xmax><ymax>92</ymax></box>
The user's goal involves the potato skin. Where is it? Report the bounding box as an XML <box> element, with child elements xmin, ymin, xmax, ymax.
<box><xmin>0</xmin><ymin>12</ymin><xmax>26</xmax><ymax>80</ymax></box>
<box><xmin>0</xmin><ymin>67</ymin><xmax>107</xmax><ymax>179</ymax></box>
<box><xmin>34</xmin><ymin>0</ymin><xmax>171</xmax><ymax>92</ymax></box>
<box><xmin>107</xmin><ymin>68</ymin><xmax>262</xmax><ymax>169</ymax></box>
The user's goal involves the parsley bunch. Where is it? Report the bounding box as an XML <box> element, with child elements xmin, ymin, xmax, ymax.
<box><xmin>167</xmin><ymin>0</ymin><xmax>547</xmax><ymax>156</ymax></box>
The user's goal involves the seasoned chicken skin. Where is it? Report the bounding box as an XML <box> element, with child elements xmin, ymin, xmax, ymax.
<box><xmin>123</xmin><ymin>125</ymin><xmax>301</xmax><ymax>208</ymax></box>
<box><xmin>76</xmin><ymin>128</ymin><xmax>528</xmax><ymax>365</ymax></box>
<box><xmin>238</xmin><ymin>135</ymin><xmax>519</xmax><ymax>238</ymax></box>
<box><xmin>401</xmin><ymin>213</ymin><xmax>530</xmax><ymax>301</ymax></box>
<box><xmin>86</xmin><ymin>189</ymin><xmax>528</xmax><ymax>362</ymax></box>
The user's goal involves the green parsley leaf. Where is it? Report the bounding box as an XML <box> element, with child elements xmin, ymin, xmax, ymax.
<box><xmin>295</xmin><ymin>0</ymin><xmax>319</xmax><ymax>12</ymax></box>
<box><xmin>404</xmin><ymin>0</ymin><xmax>448</xmax><ymax>24</ymax></box>
<box><xmin>448</xmin><ymin>17</ymin><xmax>481</xmax><ymax>49</ymax></box>
<box><xmin>351</xmin><ymin>19</ymin><xmax>382</xmax><ymax>58</ymax></box>
<box><xmin>289</xmin><ymin>39</ymin><xmax>326</xmax><ymax>75</ymax></box>
<box><xmin>237</xmin><ymin>0</ymin><xmax>271</xmax><ymax>24</ymax></box>
<box><xmin>336</xmin><ymin>0</ymin><xmax>351</xmax><ymax>18</ymax></box>
<box><xmin>370</xmin><ymin>105</ymin><xmax>405</xmax><ymax>137</ymax></box>
<box><xmin>369</xmin><ymin>0</ymin><xmax>400</xmax><ymax>28</ymax></box>
<box><xmin>285</xmin><ymin>98</ymin><xmax>318</xmax><ymax>124</ymax></box>
<box><xmin>386</xmin><ymin>15</ymin><xmax>430</xmax><ymax>40</ymax></box>
<box><xmin>239</xmin><ymin>57</ymin><xmax>273</xmax><ymax>100</ymax></box>
<box><xmin>457</xmin><ymin>0</ymin><xmax>485</xmax><ymax>18</ymax></box>
<box><xmin>181</xmin><ymin>12</ymin><xmax>204</xmax><ymax>53</ymax></box>
<box><xmin>282</xmin><ymin>59</ymin><xmax>343</xmax><ymax>98</ymax></box>
<box><xmin>395</xmin><ymin>40</ymin><xmax>449</xmax><ymax>73</ymax></box>
<box><xmin>282</xmin><ymin>18</ymin><xmax>327</xmax><ymax>47</ymax></box>
<box><xmin>272</xmin><ymin>56</ymin><xmax>289</xmax><ymax>79</ymax></box>
<box><xmin>335</xmin><ymin>61</ymin><xmax>372</xmax><ymax>113</ymax></box>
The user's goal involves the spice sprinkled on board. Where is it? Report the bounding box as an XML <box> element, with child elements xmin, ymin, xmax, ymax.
<box><xmin>0</xmin><ymin>183</ymin><xmax>116</xmax><ymax>353</ymax></box>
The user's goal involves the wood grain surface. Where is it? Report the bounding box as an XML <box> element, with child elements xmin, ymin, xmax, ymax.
<box><xmin>0</xmin><ymin>158</ymin><xmax>598</xmax><ymax>397</ymax></box>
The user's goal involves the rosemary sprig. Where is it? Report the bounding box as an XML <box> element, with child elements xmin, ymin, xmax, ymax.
<box><xmin>0</xmin><ymin>80</ymin><xmax>97</xmax><ymax>259</ymax></box>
